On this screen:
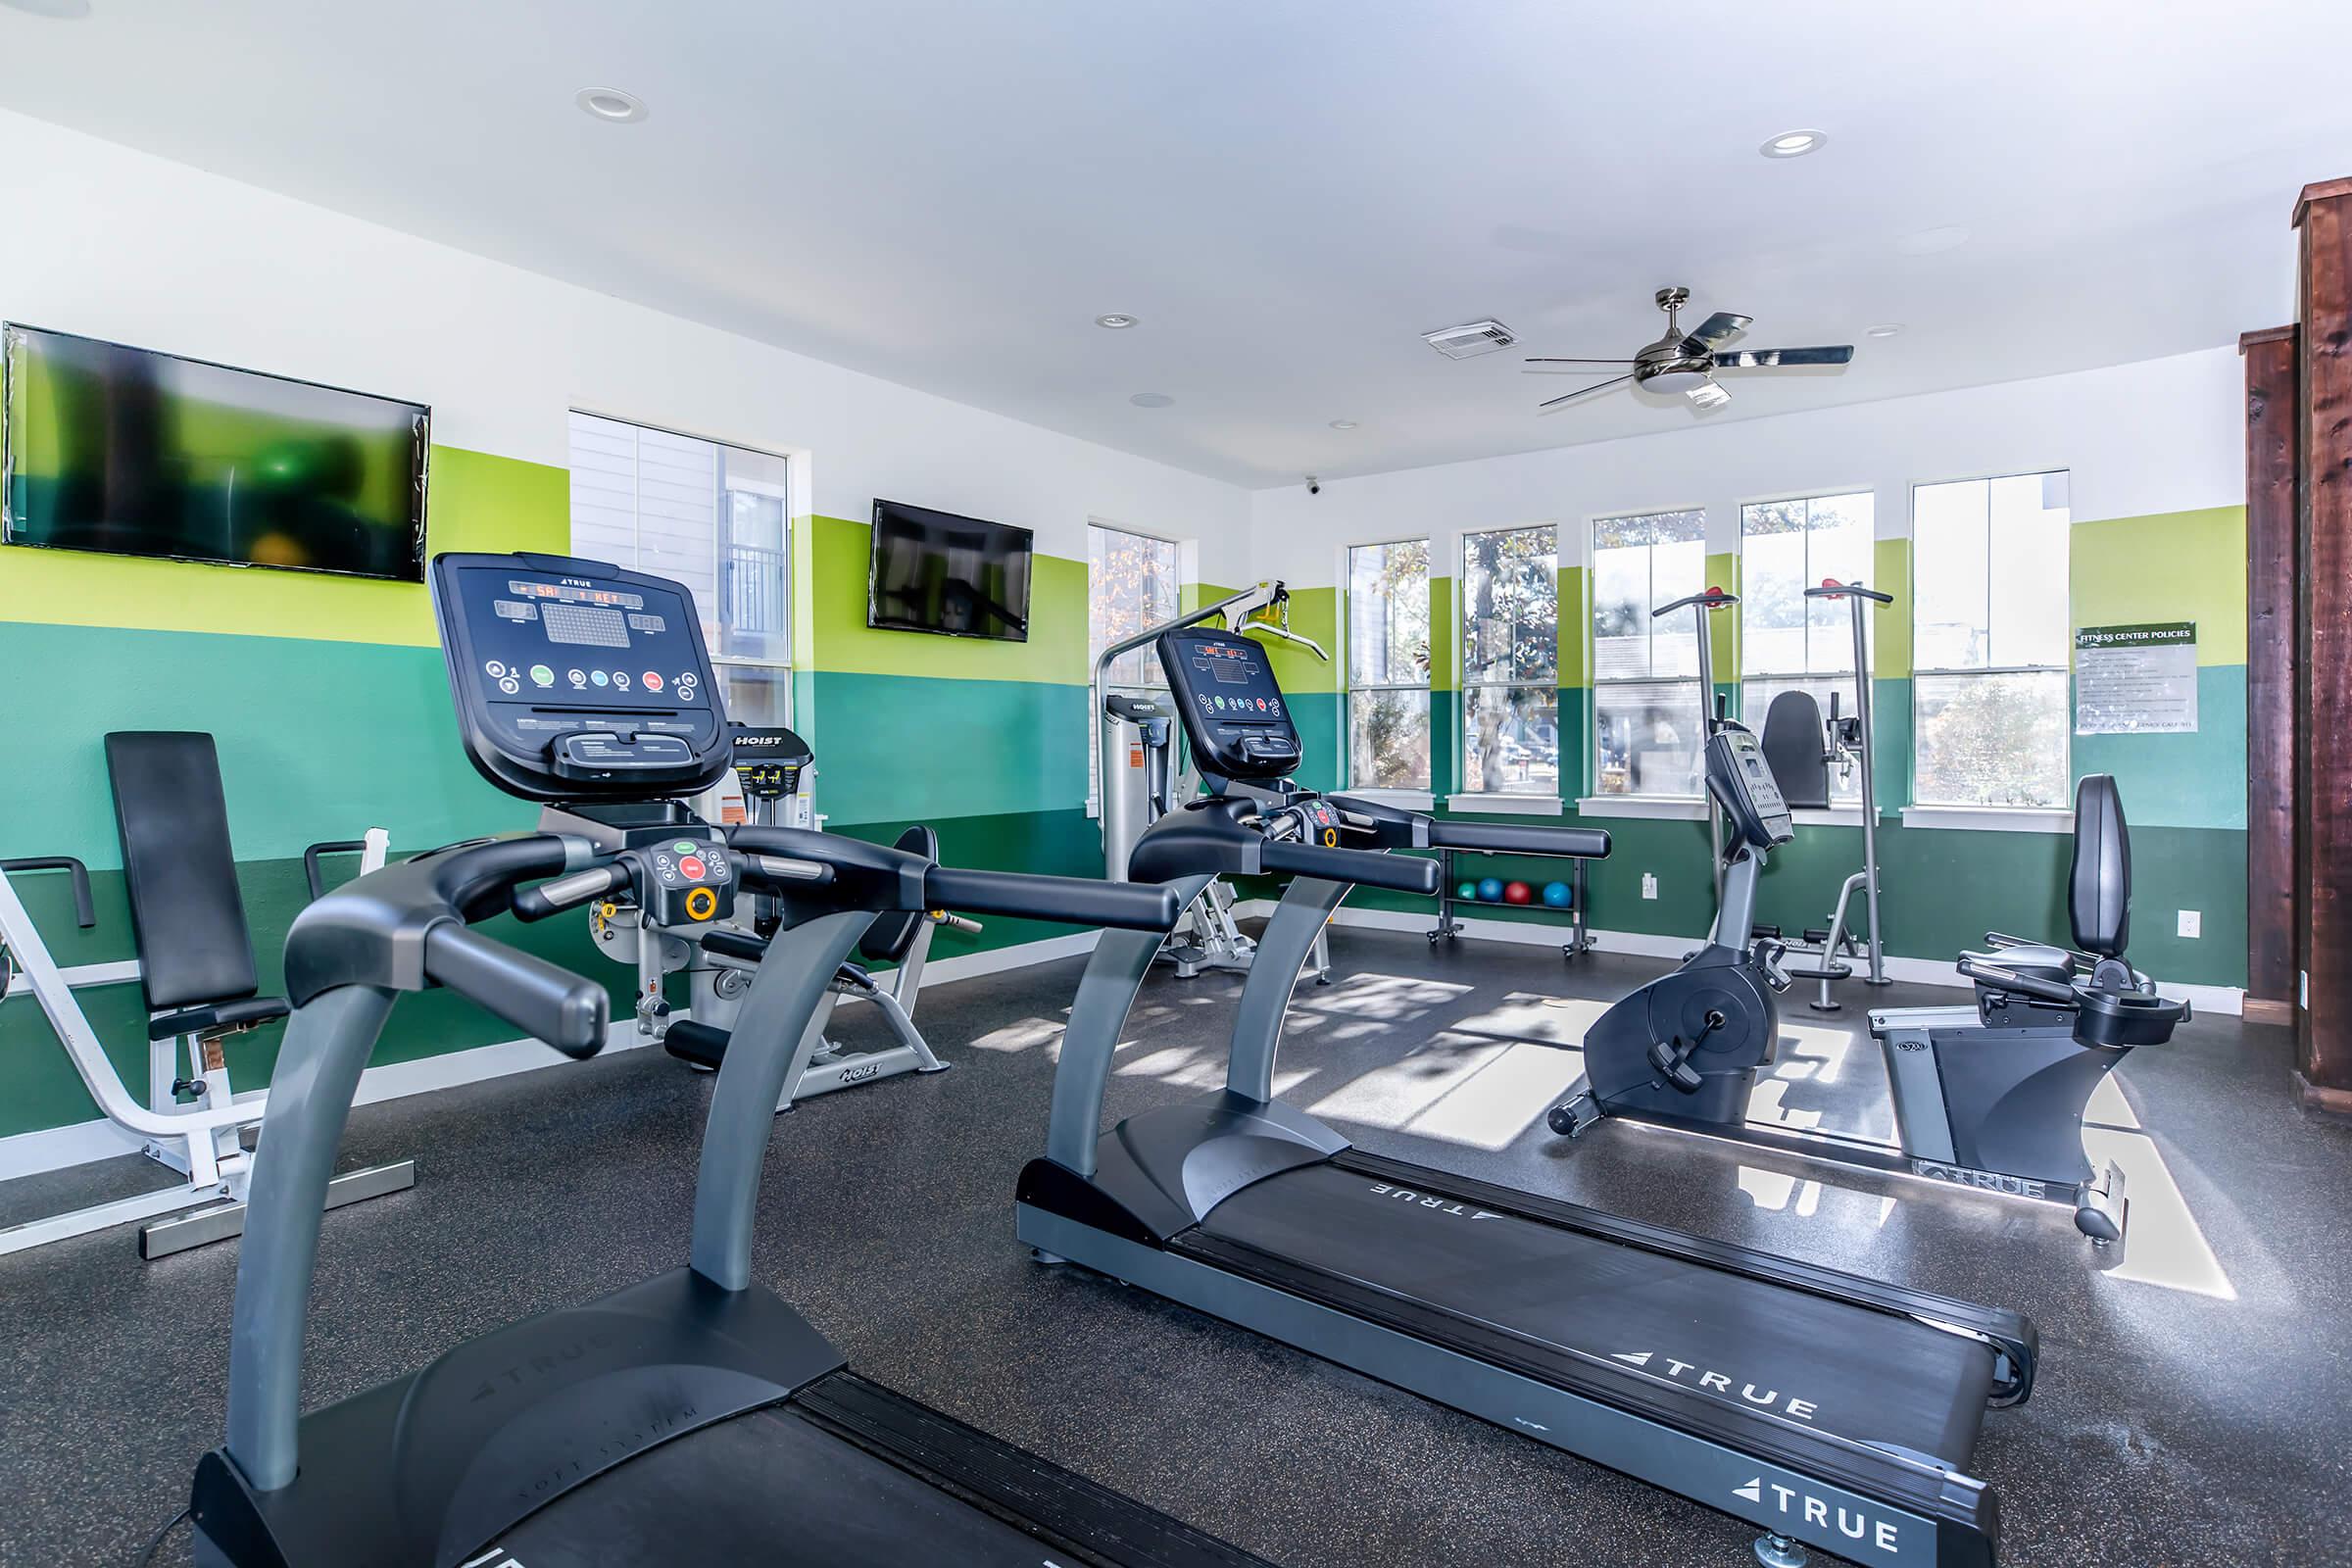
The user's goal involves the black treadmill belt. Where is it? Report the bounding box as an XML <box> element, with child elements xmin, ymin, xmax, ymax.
<box><xmin>490</xmin><ymin>1372</ymin><xmax>1266</xmax><ymax>1568</ymax></box>
<box><xmin>1193</xmin><ymin>1160</ymin><xmax>1993</xmax><ymax>1464</ymax></box>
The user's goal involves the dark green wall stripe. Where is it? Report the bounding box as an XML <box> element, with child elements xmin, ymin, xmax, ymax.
<box><xmin>800</xmin><ymin>671</ymin><xmax>1089</xmax><ymax>824</ymax></box>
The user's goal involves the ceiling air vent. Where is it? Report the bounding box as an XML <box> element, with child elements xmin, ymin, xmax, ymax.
<box><xmin>1422</xmin><ymin>319</ymin><xmax>1518</xmax><ymax>360</ymax></box>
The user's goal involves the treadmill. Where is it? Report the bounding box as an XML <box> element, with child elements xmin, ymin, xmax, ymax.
<box><xmin>187</xmin><ymin>552</ymin><xmax>1272</xmax><ymax>1568</ymax></box>
<box><xmin>1017</xmin><ymin>623</ymin><xmax>2040</xmax><ymax>1568</ymax></box>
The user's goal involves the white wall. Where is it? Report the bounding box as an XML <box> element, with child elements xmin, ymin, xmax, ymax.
<box><xmin>0</xmin><ymin>109</ymin><xmax>1252</xmax><ymax>577</ymax></box>
<box><xmin>1247</xmin><ymin>348</ymin><xmax>2244</xmax><ymax>576</ymax></box>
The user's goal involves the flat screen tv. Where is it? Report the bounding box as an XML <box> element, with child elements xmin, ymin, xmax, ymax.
<box><xmin>1</xmin><ymin>323</ymin><xmax>430</xmax><ymax>581</ymax></box>
<box><xmin>865</xmin><ymin>498</ymin><xmax>1032</xmax><ymax>642</ymax></box>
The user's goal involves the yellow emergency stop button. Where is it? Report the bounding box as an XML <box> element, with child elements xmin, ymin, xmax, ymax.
<box><xmin>684</xmin><ymin>887</ymin><xmax>718</xmax><ymax>921</ymax></box>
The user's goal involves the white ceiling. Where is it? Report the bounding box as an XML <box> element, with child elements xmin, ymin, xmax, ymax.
<box><xmin>1</xmin><ymin>0</ymin><xmax>2342</xmax><ymax>487</ymax></box>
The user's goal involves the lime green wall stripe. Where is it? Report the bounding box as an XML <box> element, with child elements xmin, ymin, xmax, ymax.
<box><xmin>803</xmin><ymin>514</ymin><xmax>1086</xmax><ymax>681</ymax></box>
<box><xmin>0</xmin><ymin>444</ymin><xmax>564</xmax><ymax>646</ymax></box>
<box><xmin>1430</xmin><ymin>574</ymin><xmax>1456</xmax><ymax>691</ymax></box>
<box><xmin>1558</xmin><ymin>564</ymin><xmax>1592</xmax><ymax>688</ymax></box>
<box><xmin>1182</xmin><ymin>581</ymin><xmax>1238</xmax><ymax>616</ymax></box>
<box><xmin>1872</xmin><ymin>536</ymin><xmax>1913</xmax><ymax>680</ymax></box>
<box><xmin>0</xmin><ymin>622</ymin><xmax>532</xmax><ymax>869</ymax></box>
<box><xmin>1703</xmin><ymin>551</ymin><xmax>1740</xmax><ymax>680</ymax></box>
<box><xmin>1261</xmin><ymin>583</ymin><xmax>1340</xmax><ymax>695</ymax></box>
<box><xmin>2071</xmin><ymin>507</ymin><xmax>2247</xmax><ymax>666</ymax></box>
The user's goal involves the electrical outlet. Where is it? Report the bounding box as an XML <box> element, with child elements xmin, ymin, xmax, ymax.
<box><xmin>1642</xmin><ymin>872</ymin><xmax>1658</xmax><ymax>901</ymax></box>
<box><xmin>2177</xmin><ymin>909</ymin><xmax>2201</xmax><ymax>939</ymax></box>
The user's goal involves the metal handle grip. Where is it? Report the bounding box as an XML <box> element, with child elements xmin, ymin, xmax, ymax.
<box><xmin>302</xmin><ymin>841</ymin><xmax>368</xmax><ymax>903</ymax></box>
<box><xmin>742</xmin><ymin>854</ymin><xmax>837</xmax><ymax>889</ymax></box>
<box><xmin>1431</xmin><ymin>821</ymin><xmax>1612</xmax><ymax>858</ymax></box>
<box><xmin>1804</xmin><ymin>581</ymin><xmax>1894</xmax><ymax>604</ymax></box>
<box><xmin>1653</xmin><ymin>589</ymin><xmax>1739</xmax><ymax>615</ymax></box>
<box><xmin>922</xmin><ymin>866</ymin><xmax>1180</xmax><ymax>931</ymax></box>
<box><xmin>512</xmin><ymin>862</ymin><xmax>630</xmax><ymax>923</ymax></box>
<box><xmin>0</xmin><ymin>857</ymin><xmax>96</xmax><ymax>928</ymax></box>
<box><xmin>1956</xmin><ymin>956</ymin><xmax>2080</xmax><ymax>1007</ymax></box>
<box><xmin>422</xmin><ymin>922</ymin><xmax>610</xmax><ymax>1058</ymax></box>
<box><xmin>1259</xmin><ymin>841</ymin><xmax>1443</xmax><ymax>895</ymax></box>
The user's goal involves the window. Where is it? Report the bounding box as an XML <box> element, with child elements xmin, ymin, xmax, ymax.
<box><xmin>1739</xmin><ymin>492</ymin><xmax>1875</xmax><ymax>803</ymax></box>
<box><xmin>1087</xmin><ymin>523</ymin><xmax>1181</xmax><ymax>805</ymax></box>
<box><xmin>569</xmin><ymin>412</ymin><xmax>791</xmax><ymax>722</ymax></box>
<box><xmin>1346</xmin><ymin>539</ymin><xmax>1432</xmax><ymax>789</ymax></box>
<box><xmin>1591</xmin><ymin>510</ymin><xmax>1706</xmax><ymax>797</ymax></box>
<box><xmin>1911</xmin><ymin>471</ymin><xmax>2072</xmax><ymax>808</ymax></box>
<box><xmin>1459</xmin><ymin>526</ymin><xmax>1559</xmax><ymax>795</ymax></box>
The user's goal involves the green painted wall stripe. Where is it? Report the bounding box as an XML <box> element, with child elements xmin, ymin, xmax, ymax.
<box><xmin>803</xmin><ymin>514</ymin><xmax>1086</xmax><ymax>681</ymax></box>
<box><xmin>2071</xmin><ymin>664</ymin><xmax>2247</xmax><ymax>830</ymax></box>
<box><xmin>0</xmin><ymin>444</ymin><xmax>565</xmax><ymax>646</ymax></box>
<box><xmin>0</xmin><ymin>854</ymin><xmax>634</xmax><ymax>1138</ymax></box>
<box><xmin>801</xmin><ymin>670</ymin><xmax>1087</xmax><ymax>822</ymax></box>
<box><xmin>1261</xmin><ymin>583</ymin><xmax>1340</xmax><ymax>695</ymax></box>
<box><xmin>0</xmin><ymin>621</ymin><xmax>533</xmax><ymax>869</ymax></box>
<box><xmin>1557</xmin><ymin>564</ymin><xmax>1592</xmax><ymax>689</ymax></box>
<box><xmin>1702</xmin><ymin>551</ymin><xmax>1740</xmax><ymax>680</ymax></box>
<box><xmin>1430</xmin><ymin>574</ymin><xmax>1456</xmax><ymax>692</ymax></box>
<box><xmin>2071</xmin><ymin>507</ymin><xmax>2248</xmax><ymax>666</ymax></box>
<box><xmin>1873</xmin><ymin>537</ymin><xmax>1914</xmax><ymax>681</ymax></box>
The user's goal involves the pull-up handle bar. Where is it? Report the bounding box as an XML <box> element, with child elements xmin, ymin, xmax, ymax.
<box><xmin>1805</xmin><ymin>579</ymin><xmax>1894</xmax><ymax>604</ymax></box>
<box><xmin>1652</xmin><ymin>587</ymin><xmax>1739</xmax><ymax>616</ymax></box>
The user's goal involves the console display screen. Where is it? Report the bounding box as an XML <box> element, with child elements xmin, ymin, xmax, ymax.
<box><xmin>455</xmin><ymin>565</ymin><xmax>709</xmax><ymax>711</ymax></box>
<box><xmin>1158</xmin><ymin>627</ymin><xmax>1302</xmax><ymax>781</ymax></box>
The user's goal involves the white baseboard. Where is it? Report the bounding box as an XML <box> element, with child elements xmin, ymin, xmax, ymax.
<box><xmin>0</xmin><ymin>928</ymin><xmax>1104</xmax><ymax>1185</ymax></box>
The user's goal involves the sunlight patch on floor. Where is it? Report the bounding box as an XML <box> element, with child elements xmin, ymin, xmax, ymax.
<box><xmin>1306</xmin><ymin>1036</ymin><xmax>1588</xmax><ymax>1151</ymax></box>
<box><xmin>1771</xmin><ymin>1022</ymin><xmax>1858</xmax><ymax>1086</ymax></box>
<box><xmin>1452</xmin><ymin>992</ymin><xmax>1607</xmax><ymax>1047</ymax></box>
<box><xmin>2083</xmin><ymin>1073</ymin><xmax>2143</xmax><ymax>1131</ymax></box>
<box><xmin>967</xmin><ymin>1017</ymin><xmax>1067</xmax><ymax>1054</ymax></box>
<box><xmin>1745</xmin><ymin>1078</ymin><xmax>1826</xmax><ymax>1132</ymax></box>
<box><xmin>1735</xmin><ymin>1165</ymin><xmax>1824</xmax><ymax>1217</ymax></box>
<box><xmin>1290</xmin><ymin>971</ymin><xmax>1471</xmax><ymax>1023</ymax></box>
<box><xmin>2087</xmin><ymin>1123</ymin><xmax>2233</xmax><ymax>1298</ymax></box>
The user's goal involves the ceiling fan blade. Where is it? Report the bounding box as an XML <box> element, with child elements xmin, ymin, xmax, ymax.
<box><xmin>1681</xmin><ymin>311</ymin><xmax>1752</xmax><ymax>352</ymax></box>
<box><xmin>1688</xmin><ymin>381</ymin><xmax>1732</xmax><ymax>411</ymax></box>
<box><xmin>1524</xmin><ymin>356</ymin><xmax>1639</xmax><ymax>364</ymax></box>
<box><xmin>1537</xmin><ymin>373</ymin><xmax>1634</xmax><ymax>411</ymax></box>
<box><xmin>1713</xmin><ymin>345</ymin><xmax>1854</xmax><ymax>368</ymax></box>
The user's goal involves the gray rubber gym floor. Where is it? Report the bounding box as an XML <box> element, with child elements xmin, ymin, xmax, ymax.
<box><xmin>5</xmin><ymin>925</ymin><xmax>2346</xmax><ymax>1568</ymax></box>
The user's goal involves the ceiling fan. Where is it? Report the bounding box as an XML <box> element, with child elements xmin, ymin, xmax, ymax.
<box><xmin>1525</xmin><ymin>286</ymin><xmax>1853</xmax><ymax>413</ymax></box>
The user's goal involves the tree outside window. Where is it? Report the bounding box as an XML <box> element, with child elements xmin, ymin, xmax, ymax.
<box><xmin>1591</xmin><ymin>510</ymin><xmax>1704</xmax><ymax>796</ymax></box>
<box><xmin>1347</xmin><ymin>539</ymin><xmax>1432</xmax><ymax>789</ymax></box>
<box><xmin>1460</xmin><ymin>526</ymin><xmax>1558</xmax><ymax>795</ymax></box>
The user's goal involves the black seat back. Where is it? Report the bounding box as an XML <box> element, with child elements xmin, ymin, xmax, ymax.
<box><xmin>105</xmin><ymin>732</ymin><xmax>262</xmax><ymax>1010</ymax></box>
<box><xmin>2069</xmin><ymin>774</ymin><xmax>2131</xmax><ymax>958</ymax></box>
<box><xmin>858</xmin><ymin>825</ymin><xmax>939</xmax><ymax>963</ymax></box>
<box><xmin>1758</xmin><ymin>690</ymin><xmax>1830</xmax><ymax>809</ymax></box>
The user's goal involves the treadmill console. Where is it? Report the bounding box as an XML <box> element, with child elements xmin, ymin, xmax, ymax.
<box><xmin>1704</xmin><ymin>724</ymin><xmax>1796</xmax><ymax>851</ymax></box>
<box><xmin>1157</xmin><ymin>626</ymin><xmax>1301</xmax><ymax>783</ymax></box>
<box><xmin>431</xmin><ymin>552</ymin><xmax>733</xmax><ymax>802</ymax></box>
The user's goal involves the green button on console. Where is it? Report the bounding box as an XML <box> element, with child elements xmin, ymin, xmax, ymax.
<box><xmin>673</xmin><ymin>841</ymin><xmax>697</xmax><ymax>854</ymax></box>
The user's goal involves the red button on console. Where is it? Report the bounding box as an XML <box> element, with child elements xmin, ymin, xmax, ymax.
<box><xmin>678</xmin><ymin>856</ymin><xmax>706</xmax><ymax>880</ymax></box>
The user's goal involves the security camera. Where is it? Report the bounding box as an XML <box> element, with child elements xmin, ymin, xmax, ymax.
<box><xmin>1307</xmin><ymin>475</ymin><xmax>1321</xmax><ymax>496</ymax></box>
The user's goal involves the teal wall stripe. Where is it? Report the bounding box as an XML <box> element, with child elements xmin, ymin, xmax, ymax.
<box><xmin>2070</xmin><ymin>665</ymin><xmax>2248</xmax><ymax>830</ymax></box>
<box><xmin>0</xmin><ymin>621</ymin><xmax>535</xmax><ymax>870</ymax></box>
<box><xmin>804</xmin><ymin>671</ymin><xmax>1089</xmax><ymax>824</ymax></box>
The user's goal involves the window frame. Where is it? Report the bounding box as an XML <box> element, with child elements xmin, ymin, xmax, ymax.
<box><xmin>1343</xmin><ymin>535</ymin><xmax>1435</xmax><ymax>797</ymax></box>
<box><xmin>566</xmin><ymin>408</ymin><xmax>795</xmax><ymax>726</ymax></box>
<box><xmin>1584</xmin><ymin>504</ymin><xmax>1710</xmax><ymax>804</ymax></box>
<box><xmin>1734</xmin><ymin>486</ymin><xmax>1878</xmax><ymax>807</ymax></box>
<box><xmin>1085</xmin><ymin>519</ymin><xmax>1184</xmax><ymax>814</ymax></box>
<box><xmin>1904</xmin><ymin>467</ymin><xmax>2075</xmax><ymax>813</ymax></box>
<box><xmin>1455</xmin><ymin>522</ymin><xmax>1563</xmax><ymax>803</ymax></box>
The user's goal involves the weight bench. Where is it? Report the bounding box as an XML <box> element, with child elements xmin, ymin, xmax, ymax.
<box><xmin>0</xmin><ymin>732</ymin><xmax>413</xmax><ymax>1258</ymax></box>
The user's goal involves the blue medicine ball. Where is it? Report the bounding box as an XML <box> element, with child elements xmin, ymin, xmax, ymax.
<box><xmin>1542</xmin><ymin>881</ymin><xmax>1572</xmax><ymax>908</ymax></box>
<box><xmin>1476</xmin><ymin>877</ymin><xmax>1505</xmax><ymax>903</ymax></box>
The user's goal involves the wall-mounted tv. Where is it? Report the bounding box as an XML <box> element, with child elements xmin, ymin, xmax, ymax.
<box><xmin>866</xmin><ymin>498</ymin><xmax>1032</xmax><ymax>642</ymax></box>
<box><xmin>1</xmin><ymin>323</ymin><xmax>430</xmax><ymax>582</ymax></box>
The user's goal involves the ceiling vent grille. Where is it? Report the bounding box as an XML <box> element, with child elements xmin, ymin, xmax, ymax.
<box><xmin>1422</xmin><ymin>319</ymin><xmax>1518</xmax><ymax>360</ymax></box>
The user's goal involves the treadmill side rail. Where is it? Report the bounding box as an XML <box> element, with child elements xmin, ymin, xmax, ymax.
<box><xmin>1017</xmin><ymin>1204</ymin><xmax>1997</xmax><ymax>1568</ymax></box>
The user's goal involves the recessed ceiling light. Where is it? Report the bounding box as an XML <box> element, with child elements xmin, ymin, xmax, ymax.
<box><xmin>1329</xmin><ymin>419</ymin><xmax>1358</xmax><ymax>430</ymax></box>
<box><xmin>575</xmin><ymin>86</ymin><xmax>648</xmax><ymax>123</ymax></box>
<box><xmin>1760</xmin><ymin>128</ymin><xmax>1827</xmax><ymax>159</ymax></box>
<box><xmin>1896</xmin><ymin>224</ymin><xmax>1970</xmax><ymax>256</ymax></box>
<box><xmin>1866</xmin><ymin>323</ymin><xmax>1903</xmax><ymax>338</ymax></box>
<box><xmin>1095</xmin><ymin>314</ymin><xmax>1139</xmax><ymax>329</ymax></box>
<box><xmin>1129</xmin><ymin>392</ymin><xmax>1174</xmax><ymax>408</ymax></box>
